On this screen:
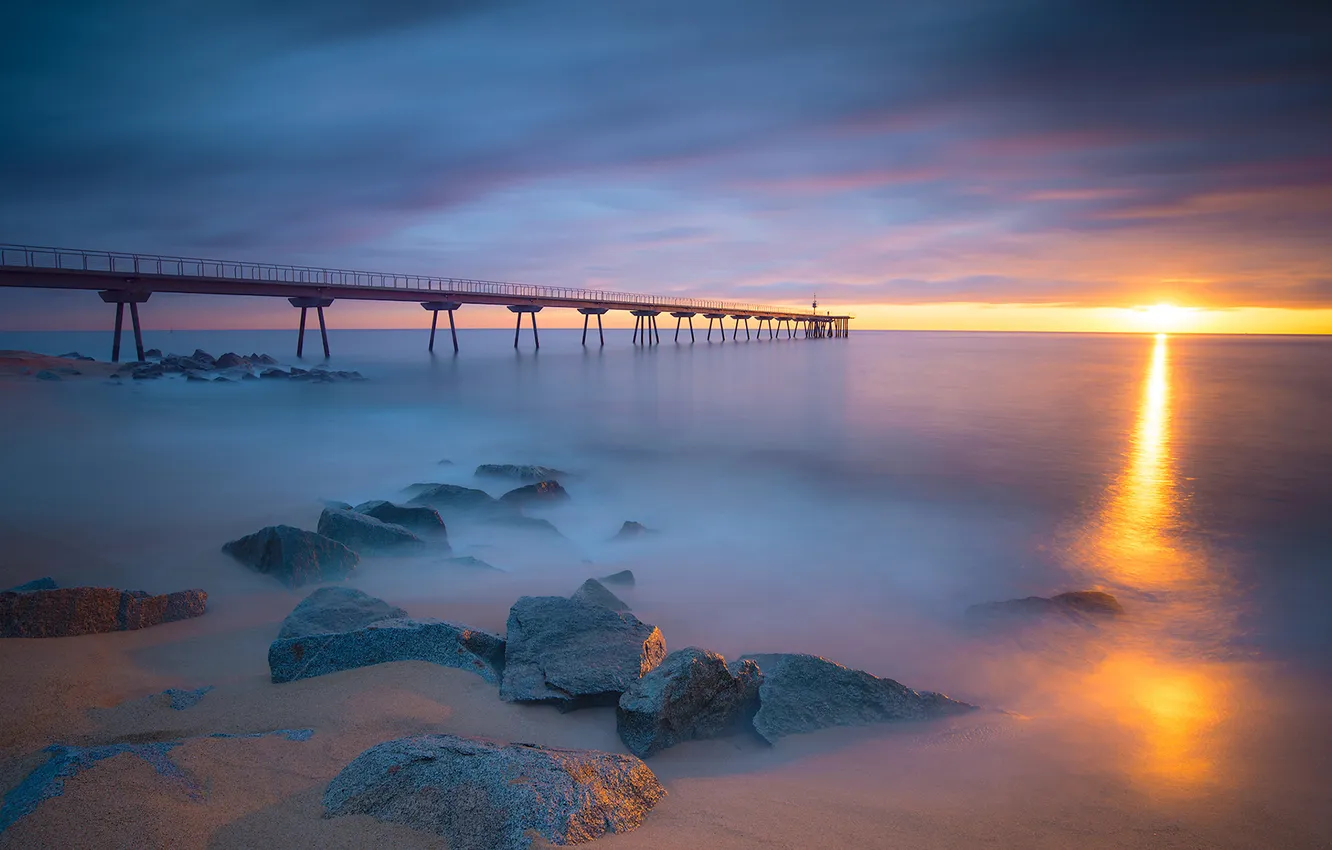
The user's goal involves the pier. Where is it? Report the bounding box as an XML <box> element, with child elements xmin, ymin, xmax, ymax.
<box><xmin>0</xmin><ymin>245</ymin><xmax>852</xmax><ymax>359</ymax></box>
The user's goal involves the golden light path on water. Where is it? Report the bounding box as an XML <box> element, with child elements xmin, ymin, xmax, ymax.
<box><xmin>1073</xmin><ymin>334</ymin><xmax>1234</xmax><ymax>793</ymax></box>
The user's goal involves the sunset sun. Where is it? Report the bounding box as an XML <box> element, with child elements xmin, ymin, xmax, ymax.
<box><xmin>1138</xmin><ymin>303</ymin><xmax>1197</xmax><ymax>334</ymax></box>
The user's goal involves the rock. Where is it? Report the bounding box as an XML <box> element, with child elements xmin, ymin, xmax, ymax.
<box><xmin>34</xmin><ymin>370</ymin><xmax>62</xmax><ymax>381</ymax></box>
<box><xmin>276</xmin><ymin>587</ymin><xmax>408</xmax><ymax>639</ymax></box>
<box><xmin>221</xmin><ymin>525</ymin><xmax>358</xmax><ymax>588</ymax></box>
<box><xmin>144</xmin><ymin>348</ymin><xmax>163</xmax><ymax>359</ymax></box>
<box><xmin>408</xmin><ymin>483</ymin><xmax>507</xmax><ymax>515</ymax></box>
<box><xmin>965</xmin><ymin>590</ymin><xmax>1124</xmax><ymax>625</ymax></box>
<box><xmin>214</xmin><ymin>352</ymin><xmax>248</xmax><ymax>368</ymax></box>
<box><xmin>437</xmin><ymin>458</ymin><xmax>453</xmax><ymax>465</ymax></box>
<box><xmin>0</xmin><ymin>587</ymin><xmax>207</xmax><ymax>638</ymax></box>
<box><xmin>500</xmin><ymin>596</ymin><xmax>666</xmax><ymax>710</ymax></box>
<box><xmin>617</xmin><ymin>648</ymin><xmax>761</xmax><ymax>757</ymax></box>
<box><xmin>320</xmin><ymin>499</ymin><xmax>354</xmax><ymax>510</ymax></box>
<box><xmin>4</xmin><ymin>577</ymin><xmax>57</xmax><ymax>593</ymax></box>
<box><xmin>738</xmin><ymin>653</ymin><xmax>975</xmax><ymax>743</ymax></box>
<box><xmin>251</xmin><ymin>353</ymin><xmax>278</xmax><ymax>365</ymax></box>
<box><xmin>131</xmin><ymin>363</ymin><xmax>165</xmax><ymax>379</ymax></box>
<box><xmin>600</xmin><ymin>570</ymin><xmax>635</xmax><ymax>587</ymax></box>
<box><xmin>259</xmin><ymin>368</ymin><xmax>288</xmax><ymax>379</ymax></box>
<box><xmin>445</xmin><ymin>555</ymin><xmax>502</xmax><ymax>571</ymax></box>
<box><xmin>353</xmin><ymin>500</ymin><xmax>447</xmax><ymax>534</ymax></box>
<box><xmin>241</xmin><ymin>372</ymin><xmax>258</xmax><ymax>381</ymax></box>
<box><xmin>316</xmin><ymin>508</ymin><xmax>423</xmax><ymax>553</ymax></box>
<box><xmin>57</xmin><ymin>352</ymin><xmax>95</xmax><ymax>361</ymax></box>
<box><xmin>499</xmin><ymin>480</ymin><xmax>570</xmax><ymax>507</ymax></box>
<box><xmin>214</xmin><ymin>376</ymin><xmax>233</xmax><ymax>383</ymax></box>
<box><xmin>269</xmin><ymin>618</ymin><xmax>505</xmax><ymax>684</ymax></box>
<box><xmin>158</xmin><ymin>685</ymin><xmax>214</xmax><ymax>710</ymax></box>
<box><xmin>570</xmin><ymin>578</ymin><xmax>629</xmax><ymax>611</ymax></box>
<box><xmin>474</xmin><ymin>463</ymin><xmax>568</xmax><ymax>482</ymax></box>
<box><xmin>184</xmin><ymin>372</ymin><xmax>211</xmax><ymax>382</ymax></box>
<box><xmin>484</xmin><ymin>514</ymin><xmax>562</xmax><ymax>536</ymax></box>
<box><xmin>190</xmin><ymin>349</ymin><xmax>217</xmax><ymax>366</ymax></box>
<box><xmin>613</xmin><ymin>521</ymin><xmax>651</xmax><ymax>540</ymax></box>
<box><xmin>323</xmin><ymin>734</ymin><xmax>664</xmax><ymax>850</ymax></box>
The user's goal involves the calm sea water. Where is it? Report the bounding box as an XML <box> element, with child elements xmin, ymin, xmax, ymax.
<box><xmin>2</xmin><ymin>328</ymin><xmax>1331</xmax><ymax>800</ymax></box>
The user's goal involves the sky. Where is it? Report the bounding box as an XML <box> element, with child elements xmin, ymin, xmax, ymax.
<box><xmin>1</xmin><ymin>0</ymin><xmax>1330</xmax><ymax>333</ymax></box>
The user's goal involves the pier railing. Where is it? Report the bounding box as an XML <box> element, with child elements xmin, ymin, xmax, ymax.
<box><xmin>0</xmin><ymin>244</ymin><xmax>819</xmax><ymax>317</ymax></box>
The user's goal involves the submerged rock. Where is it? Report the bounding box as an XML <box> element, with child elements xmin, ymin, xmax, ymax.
<box><xmin>966</xmin><ymin>590</ymin><xmax>1124</xmax><ymax>625</ymax></box>
<box><xmin>483</xmin><ymin>514</ymin><xmax>563</xmax><ymax>536</ymax></box>
<box><xmin>618</xmin><ymin>648</ymin><xmax>761</xmax><ymax>758</ymax></box>
<box><xmin>324</xmin><ymin>734</ymin><xmax>664</xmax><ymax>850</ymax></box>
<box><xmin>34</xmin><ymin>370</ymin><xmax>62</xmax><ymax>381</ymax></box>
<box><xmin>269</xmin><ymin>617</ymin><xmax>505</xmax><ymax>684</ymax></box>
<box><xmin>500</xmin><ymin>596</ymin><xmax>666</xmax><ymax>710</ymax></box>
<box><xmin>259</xmin><ymin>368</ymin><xmax>288</xmax><ymax>379</ymax></box>
<box><xmin>612</xmin><ymin>521</ymin><xmax>652</xmax><ymax>540</ymax></box>
<box><xmin>570</xmin><ymin>578</ymin><xmax>629</xmax><ymax>611</ymax></box>
<box><xmin>0</xmin><ymin>587</ymin><xmax>207</xmax><ymax>638</ymax></box>
<box><xmin>317</xmin><ymin>508</ymin><xmax>423</xmax><ymax>553</ymax></box>
<box><xmin>445</xmin><ymin>555</ymin><xmax>502</xmax><ymax>571</ymax></box>
<box><xmin>144</xmin><ymin>348</ymin><xmax>163</xmax><ymax>359</ymax></box>
<box><xmin>214</xmin><ymin>352</ymin><xmax>247</xmax><ymax>368</ymax></box>
<box><xmin>3</xmin><ymin>577</ymin><xmax>57</xmax><ymax>593</ymax></box>
<box><xmin>600</xmin><ymin>569</ymin><xmax>636</xmax><ymax>587</ymax></box>
<box><xmin>474</xmin><ymin>463</ymin><xmax>568</xmax><ymax>483</ymax></box>
<box><xmin>738</xmin><ymin>653</ymin><xmax>975</xmax><ymax>743</ymax></box>
<box><xmin>276</xmin><ymin>587</ymin><xmax>408</xmax><ymax>639</ymax></box>
<box><xmin>190</xmin><ymin>349</ymin><xmax>217</xmax><ymax>366</ymax></box>
<box><xmin>499</xmin><ymin>480</ymin><xmax>570</xmax><ymax>507</ymax></box>
<box><xmin>408</xmin><ymin>483</ymin><xmax>506</xmax><ymax>515</ymax></box>
<box><xmin>221</xmin><ymin>524</ymin><xmax>358</xmax><ymax>588</ymax></box>
<box><xmin>353</xmin><ymin>500</ymin><xmax>447</xmax><ymax>534</ymax></box>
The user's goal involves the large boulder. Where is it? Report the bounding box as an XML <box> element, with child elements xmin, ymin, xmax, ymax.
<box><xmin>570</xmin><ymin>578</ymin><xmax>629</xmax><ymax>611</ymax></box>
<box><xmin>317</xmin><ymin>508</ymin><xmax>423</xmax><ymax>553</ymax></box>
<box><xmin>221</xmin><ymin>525</ymin><xmax>358</xmax><ymax>588</ymax></box>
<box><xmin>269</xmin><ymin>617</ymin><xmax>506</xmax><ymax>684</ymax></box>
<box><xmin>408</xmin><ymin>483</ymin><xmax>508</xmax><ymax>516</ymax></box>
<box><xmin>617</xmin><ymin>648</ymin><xmax>761</xmax><ymax>758</ymax></box>
<box><xmin>276</xmin><ymin>587</ymin><xmax>408</xmax><ymax>639</ymax></box>
<box><xmin>214</xmin><ymin>352</ymin><xmax>248</xmax><ymax>369</ymax></box>
<box><xmin>190</xmin><ymin>349</ymin><xmax>217</xmax><ymax>367</ymax></box>
<box><xmin>353</xmin><ymin>500</ymin><xmax>447</xmax><ymax>534</ymax></box>
<box><xmin>612</xmin><ymin>521</ymin><xmax>652</xmax><ymax>540</ymax></box>
<box><xmin>0</xmin><ymin>587</ymin><xmax>207</xmax><ymax>638</ymax></box>
<box><xmin>474</xmin><ymin>463</ymin><xmax>568</xmax><ymax>483</ymax></box>
<box><xmin>324</xmin><ymin>735</ymin><xmax>664</xmax><ymax>850</ymax></box>
<box><xmin>738</xmin><ymin>653</ymin><xmax>974</xmax><ymax>743</ymax></box>
<box><xmin>600</xmin><ymin>569</ymin><xmax>635</xmax><ymax>587</ymax></box>
<box><xmin>500</xmin><ymin>596</ymin><xmax>666</xmax><ymax>710</ymax></box>
<box><xmin>499</xmin><ymin>480</ymin><xmax>569</xmax><ymax>507</ymax></box>
<box><xmin>966</xmin><ymin>590</ymin><xmax>1124</xmax><ymax>625</ymax></box>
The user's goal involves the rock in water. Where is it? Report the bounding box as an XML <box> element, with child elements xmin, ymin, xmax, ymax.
<box><xmin>499</xmin><ymin>480</ymin><xmax>570</xmax><ymax>507</ymax></box>
<box><xmin>221</xmin><ymin>525</ymin><xmax>358</xmax><ymax>588</ymax></box>
<box><xmin>3</xmin><ymin>577</ymin><xmax>57</xmax><ymax>593</ymax></box>
<box><xmin>570</xmin><ymin>578</ymin><xmax>630</xmax><ymax>611</ymax></box>
<box><xmin>0</xmin><ymin>587</ymin><xmax>207</xmax><ymax>638</ymax></box>
<box><xmin>190</xmin><ymin>349</ymin><xmax>217</xmax><ymax>366</ymax></box>
<box><xmin>501</xmin><ymin>596</ymin><xmax>666</xmax><ymax>710</ymax></box>
<box><xmin>316</xmin><ymin>508</ymin><xmax>423</xmax><ymax>553</ymax></box>
<box><xmin>617</xmin><ymin>648</ymin><xmax>761</xmax><ymax>757</ymax></box>
<box><xmin>613</xmin><ymin>521</ymin><xmax>651</xmax><ymax>540</ymax></box>
<box><xmin>600</xmin><ymin>569</ymin><xmax>635</xmax><ymax>587</ymax></box>
<box><xmin>474</xmin><ymin>463</ymin><xmax>568</xmax><ymax>482</ymax></box>
<box><xmin>1051</xmin><ymin>590</ymin><xmax>1125</xmax><ymax>616</ymax></box>
<box><xmin>214</xmin><ymin>352</ymin><xmax>247</xmax><ymax>368</ymax></box>
<box><xmin>408</xmin><ymin>483</ymin><xmax>507</xmax><ymax>514</ymax></box>
<box><xmin>738</xmin><ymin>653</ymin><xmax>975</xmax><ymax>743</ymax></box>
<box><xmin>965</xmin><ymin>589</ymin><xmax>1124</xmax><ymax>625</ymax></box>
<box><xmin>323</xmin><ymin>734</ymin><xmax>664</xmax><ymax>850</ymax></box>
<box><xmin>276</xmin><ymin>587</ymin><xmax>408</xmax><ymax>639</ymax></box>
<box><xmin>352</xmin><ymin>500</ymin><xmax>447</xmax><ymax>534</ymax></box>
<box><xmin>269</xmin><ymin>618</ymin><xmax>505</xmax><ymax>684</ymax></box>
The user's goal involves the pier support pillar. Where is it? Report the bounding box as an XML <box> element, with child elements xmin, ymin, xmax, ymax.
<box><xmin>670</xmin><ymin>312</ymin><xmax>696</xmax><ymax>342</ymax></box>
<box><xmin>630</xmin><ymin>310</ymin><xmax>661</xmax><ymax>346</ymax></box>
<box><xmin>422</xmin><ymin>302</ymin><xmax>462</xmax><ymax>353</ymax></box>
<box><xmin>289</xmin><ymin>297</ymin><xmax>334</xmax><ymax>358</ymax></box>
<box><xmin>98</xmin><ymin>290</ymin><xmax>151</xmax><ymax>362</ymax></box>
<box><xmin>508</xmin><ymin>305</ymin><xmax>542</xmax><ymax>349</ymax></box>
<box><xmin>578</xmin><ymin>307</ymin><xmax>608</xmax><ymax>346</ymax></box>
<box><xmin>731</xmin><ymin>315</ymin><xmax>752</xmax><ymax>340</ymax></box>
<box><xmin>704</xmin><ymin>313</ymin><xmax>726</xmax><ymax>341</ymax></box>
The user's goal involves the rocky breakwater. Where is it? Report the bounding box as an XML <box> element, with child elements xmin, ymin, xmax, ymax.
<box><xmin>0</xmin><ymin>582</ymin><xmax>206</xmax><ymax>638</ymax></box>
<box><xmin>324</xmin><ymin>735</ymin><xmax>664</xmax><ymax>850</ymax></box>
<box><xmin>120</xmin><ymin>349</ymin><xmax>363</xmax><ymax>383</ymax></box>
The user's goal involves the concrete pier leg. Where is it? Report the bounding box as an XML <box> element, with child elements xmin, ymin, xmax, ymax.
<box><xmin>531</xmin><ymin>311</ymin><xmax>540</xmax><ymax>349</ymax></box>
<box><xmin>449</xmin><ymin>310</ymin><xmax>458</xmax><ymax>352</ymax></box>
<box><xmin>632</xmin><ymin>315</ymin><xmax>640</xmax><ymax>345</ymax></box>
<box><xmin>129</xmin><ymin>302</ymin><xmax>145</xmax><ymax>361</ymax></box>
<box><xmin>675</xmin><ymin>316</ymin><xmax>681</xmax><ymax>341</ymax></box>
<box><xmin>111</xmin><ymin>303</ymin><xmax>124</xmax><ymax>363</ymax></box>
<box><xmin>689</xmin><ymin>316</ymin><xmax>695</xmax><ymax>341</ymax></box>
<box><xmin>429</xmin><ymin>310</ymin><xmax>439</xmax><ymax>352</ymax></box>
<box><xmin>732</xmin><ymin>317</ymin><xmax>739</xmax><ymax>340</ymax></box>
<box><xmin>653</xmin><ymin>314</ymin><xmax>660</xmax><ymax>344</ymax></box>
<box><xmin>317</xmin><ymin>307</ymin><xmax>330</xmax><ymax>358</ymax></box>
<box><xmin>513</xmin><ymin>312</ymin><xmax>522</xmax><ymax>348</ymax></box>
<box><xmin>582</xmin><ymin>314</ymin><xmax>590</xmax><ymax>346</ymax></box>
<box><xmin>598</xmin><ymin>313</ymin><xmax>604</xmax><ymax>346</ymax></box>
<box><xmin>297</xmin><ymin>307</ymin><xmax>307</xmax><ymax>357</ymax></box>
<box><xmin>745</xmin><ymin>318</ymin><xmax>752</xmax><ymax>340</ymax></box>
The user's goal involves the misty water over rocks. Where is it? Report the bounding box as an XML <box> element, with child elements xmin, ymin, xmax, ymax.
<box><xmin>1</xmin><ymin>328</ymin><xmax>1330</xmax><ymax>847</ymax></box>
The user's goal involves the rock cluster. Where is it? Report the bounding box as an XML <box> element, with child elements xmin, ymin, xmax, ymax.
<box><xmin>324</xmin><ymin>735</ymin><xmax>664</xmax><ymax>850</ymax></box>
<box><xmin>122</xmin><ymin>350</ymin><xmax>363</xmax><ymax>383</ymax></box>
<box><xmin>221</xmin><ymin>524</ymin><xmax>359</xmax><ymax>587</ymax></box>
<box><xmin>0</xmin><ymin>586</ymin><xmax>207</xmax><ymax>638</ymax></box>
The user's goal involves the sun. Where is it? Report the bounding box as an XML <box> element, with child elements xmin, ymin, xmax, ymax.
<box><xmin>1138</xmin><ymin>303</ymin><xmax>1197</xmax><ymax>334</ymax></box>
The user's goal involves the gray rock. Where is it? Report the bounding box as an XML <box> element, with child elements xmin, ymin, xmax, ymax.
<box><xmin>613</xmin><ymin>521</ymin><xmax>652</xmax><ymax>540</ymax></box>
<box><xmin>499</xmin><ymin>480</ymin><xmax>570</xmax><ymax>507</ymax></box>
<box><xmin>618</xmin><ymin>648</ymin><xmax>761</xmax><ymax>757</ymax></box>
<box><xmin>408</xmin><ymin>483</ymin><xmax>506</xmax><ymax>515</ymax></box>
<box><xmin>484</xmin><ymin>514</ymin><xmax>562</xmax><ymax>536</ymax></box>
<box><xmin>570</xmin><ymin>578</ymin><xmax>629</xmax><ymax>611</ymax></box>
<box><xmin>320</xmin><ymin>499</ymin><xmax>354</xmax><ymax>511</ymax></box>
<box><xmin>276</xmin><ymin>587</ymin><xmax>408</xmax><ymax>639</ymax></box>
<box><xmin>738</xmin><ymin>653</ymin><xmax>975</xmax><ymax>743</ymax></box>
<box><xmin>500</xmin><ymin>596</ymin><xmax>666</xmax><ymax>710</ymax></box>
<box><xmin>240</xmin><ymin>372</ymin><xmax>259</xmax><ymax>381</ymax></box>
<box><xmin>600</xmin><ymin>569</ymin><xmax>635</xmax><ymax>587</ymax></box>
<box><xmin>445</xmin><ymin>555</ymin><xmax>502</xmax><ymax>571</ymax></box>
<box><xmin>57</xmin><ymin>352</ymin><xmax>96</xmax><ymax>361</ymax></box>
<box><xmin>323</xmin><ymin>734</ymin><xmax>664</xmax><ymax>850</ymax></box>
<box><xmin>1</xmin><ymin>587</ymin><xmax>207</xmax><ymax>638</ymax></box>
<box><xmin>191</xmin><ymin>349</ymin><xmax>217</xmax><ymax>366</ymax></box>
<box><xmin>4</xmin><ymin>577</ymin><xmax>57</xmax><ymax>593</ymax></box>
<box><xmin>184</xmin><ymin>371</ymin><xmax>211</xmax><ymax>382</ymax></box>
<box><xmin>269</xmin><ymin>617</ymin><xmax>505</xmax><ymax>684</ymax></box>
<box><xmin>965</xmin><ymin>590</ymin><xmax>1124</xmax><ymax>625</ymax></box>
<box><xmin>437</xmin><ymin>458</ymin><xmax>454</xmax><ymax>465</ymax></box>
<box><xmin>221</xmin><ymin>524</ymin><xmax>359</xmax><ymax>588</ymax></box>
<box><xmin>474</xmin><ymin>463</ymin><xmax>568</xmax><ymax>483</ymax></box>
<box><xmin>259</xmin><ymin>368</ymin><xmax>288</xmax><ymax>379</ymax></box>
<box><xmin>317</xmin><ymin>508</ymin><xmax>423</xmax><ymax>553</ymax></box>
<box><xmin>34</xmin><ymin>370</ymin><xmax>62</xmax><ymax>381</ymax></box>
<box><xmin>214</xmin><ymin>352</ymin><xmax>247</xmax><ymax>368</ymax></box>
<box><xmin>1052</xmin><ymin>590</ymin><xmax>1125</xmax><ymax>615</ymax></box>
<box><xmin>250</xmin><ymin>353</ymin><xmax>279</xmax><ymax>365</ymax></box>
<box><xmin>353</xmin><ymin>500</ymin><xmax>447</xmax><ymax>534</ymax></box>
<box><xmin>144</xmin><ymin>348</ymin><xmax>163</xmax><ymax>359</ymax></box>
